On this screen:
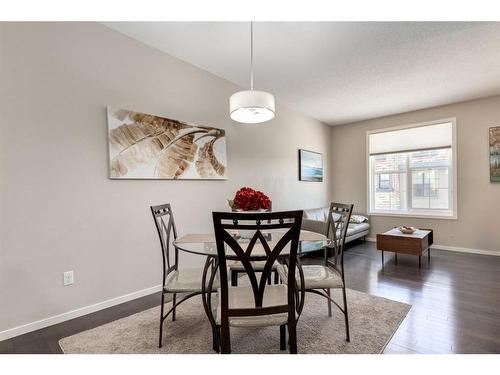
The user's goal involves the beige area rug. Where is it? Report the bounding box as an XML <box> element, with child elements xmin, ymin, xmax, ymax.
<box><xmin>59</xmin><ymin>289</ymin><xmax>410</xmax><ymax>354</ymax></box>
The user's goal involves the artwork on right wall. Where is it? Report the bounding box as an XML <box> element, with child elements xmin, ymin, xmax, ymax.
<box><xmin>490</xmin><ymin>126</ymin><xmax>500</xmax><ymax>182</ymax></box>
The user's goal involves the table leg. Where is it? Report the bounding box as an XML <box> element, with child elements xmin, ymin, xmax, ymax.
<box><xmin>201</xmin><ymin>256</ymin><xmax>219</xmax><ymax>352</ymax></box>
<box><xmin>428</xmin><ymin>248</ymin><xmax>431</xmax><ymax>262</ymax></box>
<box><xmin>394</xmin><ymin>252</ymin><xmax>398</xmax><ymax>265</ymax></box>
<box><xmin>381</xmin><ymin>250</ymin><xmax>384</xmax><ymax>269</ymax></box>
<box><xmin>419</xmin><ymin>255</ymin><xmax>421</xmax><ymax>268</ymax></box>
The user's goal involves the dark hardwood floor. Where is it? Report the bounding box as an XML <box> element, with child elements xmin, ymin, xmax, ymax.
<box><xmin>343</xmin><ymin>242</ymin><xmax>500</xmax><ymax>354</ymax></box>
<box><xmin>1</xmin><ymin>241</ymin><xmax>499</xmax><ymax>354</ymax></box>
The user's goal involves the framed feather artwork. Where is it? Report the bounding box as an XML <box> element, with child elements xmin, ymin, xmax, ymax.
<box><xmin>107</xmin><ymin>107</ymin><xmax>227</xmax><ymax>179</ymax></box>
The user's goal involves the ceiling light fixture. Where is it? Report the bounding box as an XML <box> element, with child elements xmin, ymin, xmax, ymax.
<box><xmin>229</xmin><ymin>22</ymin><xmax>275</xmax><ymax>124</ymax></box>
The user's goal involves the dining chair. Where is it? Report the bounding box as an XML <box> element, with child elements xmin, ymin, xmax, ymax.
<box><xmin>151</xmin><ymin>203</ymin><xmax>218</xmax><ymax>348</ymax></box>
<box><xmin>277</xmin><ymin>202</ymin><xmax>353</xmax><ymax>342</ymax></box>
<box><xmin>208</xmin><ymin>210</ymin><xmax>304</xmax><ymax>354</ymax></box>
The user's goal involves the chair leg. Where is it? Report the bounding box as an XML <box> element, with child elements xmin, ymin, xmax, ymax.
<box><xmin>231</xmin><ymin>271</ymin><xmax>238</xmax><ymax>287</ymax></box>
<box><xmin>172</xmin><ymin>293</ymin><xmax>177</xmax><ymax>322</ymax></box>
<box><xmin>158</xmin><ymin>291</ymin><xmax>165</xmax><ymax>348</ymax></box>
<box><xmin>326</xmin><ymin>288</ymin><xmax>332</xmax><ymax>317</ymax></box>
<box><xmin>212</xmin><ymin>326</ymin><xmax>220</xmax><ymax>353</ymax></box>
<box><xmin>341</xmin><ymin>286</ymin><xmax>350</xmax><ymax>342</ymax></box>
<box><xmin>288</xmin><ymin>319</ymin><xmax>297</xmax><ymax>354</ymax></box>
<box><xmin>220</xmin><ymin>324</ymin><xmax>231</xmax><ymax>354</ymax></box>
<box><xmin>280</xmin><ymin>325</ymin><xmax>286</xmax><ymax>350</ymax></box>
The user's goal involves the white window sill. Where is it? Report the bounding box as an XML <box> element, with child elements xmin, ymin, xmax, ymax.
<box><xmin>368</xmin><ymin>211</ymin><xmax>457</xmax><ymax>220</ymax></box>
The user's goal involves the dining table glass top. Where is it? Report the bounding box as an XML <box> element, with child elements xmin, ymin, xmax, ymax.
<box><xmin>173</xmin><ymin>229</ymin><xmax>330</xmax><ymax>258</ymax></box>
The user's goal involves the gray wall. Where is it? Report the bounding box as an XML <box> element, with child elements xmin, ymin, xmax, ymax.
<box><xmin>0</xmin><ymin>23</ymin><xmax>332</xmax><ymax>332</ymax></box>
<box><xmin>330</xmin><ymin>95</ymin><xmax>500</xmax><ymax>253</ymax></box>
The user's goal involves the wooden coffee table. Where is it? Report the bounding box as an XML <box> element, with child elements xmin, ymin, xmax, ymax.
<box><xmin>376</xmin><ymin>228</ymin><xmax>433</xmax><ymax>269</ymax></box>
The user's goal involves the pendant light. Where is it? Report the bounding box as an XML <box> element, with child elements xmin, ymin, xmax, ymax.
<box><xmin>229</xmin><ymin>22</ymin><xmax>275</xmax><ymax>124</ymax></box>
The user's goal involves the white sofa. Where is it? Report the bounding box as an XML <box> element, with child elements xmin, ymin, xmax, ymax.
<box><xmin>302</xmin><ymin>207</ymin><xmax>370</xmax><ymax>244</ymax></box>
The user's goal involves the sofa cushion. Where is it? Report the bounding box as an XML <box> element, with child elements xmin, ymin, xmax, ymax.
<box><xmin>346</xmin><ymin>222</ymin><xmax>370</xmax><ymax>237</ymax></box>
<box><xmin>303</xmin><ymin>207</ymin><xmax>329</xmax><ymax>221</ymax></box>
<box><xmin>304</xmin><ymin>207</ymin><xmax>341</xmax><ymax>222</ymax></box>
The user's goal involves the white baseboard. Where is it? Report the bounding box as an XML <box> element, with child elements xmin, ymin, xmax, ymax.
<box><xmin>429</xmin><ymin>244</ymin><xmax>500</xmax><ymax>256</ymax></box>
<box><xmin>0</xmin><ymin>284</ymin><xmax>162</xmax><ymax>342</ymax></box>
<box><xmin>365</xmin><ymin>237</ymin><xmax>499</xmax><ymax>257</ymax></box>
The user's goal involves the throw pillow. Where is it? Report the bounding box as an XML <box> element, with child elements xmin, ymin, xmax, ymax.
<box><xmin>350</xmin><ymin>214</ymin><xmax>368</xmax><ymax>224</ymax></box>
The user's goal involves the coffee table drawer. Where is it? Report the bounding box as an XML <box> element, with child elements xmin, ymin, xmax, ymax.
<box><xmin>376</xmin><ymin>233</ymin><xmax>429</xmax><ymax>255</ymax></box>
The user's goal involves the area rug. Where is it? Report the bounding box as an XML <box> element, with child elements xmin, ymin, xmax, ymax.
<box><xmin>59</xmin><ymin>289</ymin><xmax>410</xmax><ymax>354</ymax></box>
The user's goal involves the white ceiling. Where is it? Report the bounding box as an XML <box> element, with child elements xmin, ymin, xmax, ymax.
<box><xmin>103</xmin><ymin>22</ymin><xmax>500</xmax><ymax>125</ymax></box>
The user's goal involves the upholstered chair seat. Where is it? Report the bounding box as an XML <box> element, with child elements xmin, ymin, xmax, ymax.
<box><xmin>164</xmin><ymin>269</ymin><xmax>219</xmax><ymax>293</ymax></box>
<box><xmin>276</xmin><ymin>264</ymin><xmax>343</xmax><ymax>289</ymax></box>
<box><xmin>216</xmin><ymin>284</ymin><xmax>288</xmax><ymax>327</ymax></box>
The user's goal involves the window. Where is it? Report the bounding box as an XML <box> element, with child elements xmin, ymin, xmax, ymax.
<box><xmin>367</xmin><ymin>120</ymin><xmax>456</xmax><ymax>218</ymax></box>
<box><xmin>377</xmin><ymin>174</ymin><xmax>392</xmax><ymax>191</ymax></box>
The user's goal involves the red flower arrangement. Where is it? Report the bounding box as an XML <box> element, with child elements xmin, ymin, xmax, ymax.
<box><xmin>229</xmin><ymin>187</ymin><xmax>271</xmax><ymax>211</ymax></box>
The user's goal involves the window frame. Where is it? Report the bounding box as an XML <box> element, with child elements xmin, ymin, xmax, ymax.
<box><xmin>366</xmin><ymin>118</ymin><xmax>457</xmax><ymax>220</ymax></box>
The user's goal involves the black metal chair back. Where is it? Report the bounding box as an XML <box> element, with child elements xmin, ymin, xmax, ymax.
<box><xmin>151</xmin><ymin>203</ymin><xmax>179</xmax><ymax>287</ymax></box>
<box><xmin>325</xmin><ymin>202</ymin><xmax>354</xmax><ymax>269</ymax></box>
<box><xmin>212</xmin><ymin>210</ymin><xmax>303</xmax><ymax>321</ymax></box>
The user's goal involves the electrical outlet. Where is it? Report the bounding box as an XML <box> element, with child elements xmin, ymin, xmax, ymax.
<box><xmin>63</xmin><ymin>270</ymin><xmax>74</xmax><ymax>286</ymax></box>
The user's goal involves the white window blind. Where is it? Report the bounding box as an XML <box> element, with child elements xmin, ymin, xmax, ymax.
<box><xmin>369</xmin><ymin>122</ymin><xmax>453</xmax><ymax>155</ymax></box>
<box><xmin>367</xmin><ymin>120</ymin><xmax>456</xmax><ymax>219</ymax></box>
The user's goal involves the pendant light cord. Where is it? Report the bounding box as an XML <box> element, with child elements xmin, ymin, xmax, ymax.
<box><xmin>250</xmin><ymin>21</ymin><xmax>254</xmax><ymax>91</ymax></box>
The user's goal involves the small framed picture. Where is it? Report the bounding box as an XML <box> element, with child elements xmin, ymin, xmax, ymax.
<box><xmin>298</xmin><ymin>149</ymin><xmax>323</xmax><ymax>182</ymax></box>
<box><xmin>490</xmin><ymin>126</ymin><xmax>500</xmax><ymax>182</ymax></box>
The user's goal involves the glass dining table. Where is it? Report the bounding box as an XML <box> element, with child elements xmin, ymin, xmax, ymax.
<box><xmin>173</xmin><ymin>229</ymin><xmax>331</xmax><ymax>258</ymax></box>
<box><xmin>172</xmin><ymin>229</ymin><xmax>331</xmax><ymax>352</ymax></box>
